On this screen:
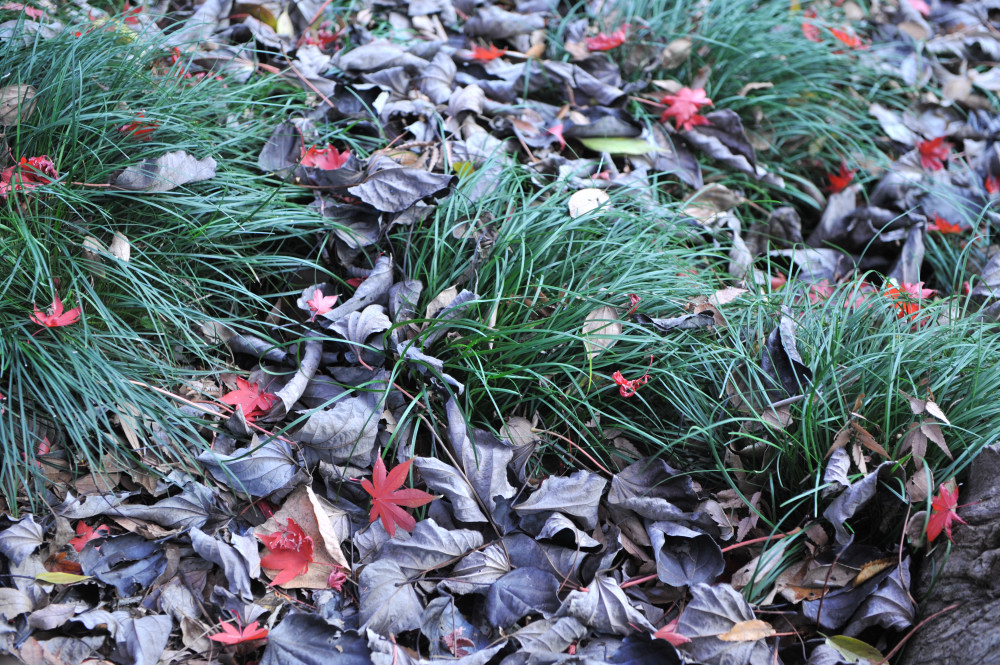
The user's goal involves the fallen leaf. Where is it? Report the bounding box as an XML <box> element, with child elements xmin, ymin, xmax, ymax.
<box><xmin>30</xmin><ymin>293</ymin><xmax>81</xmax><ymax>328</ymax></box>
<box><xmin>926</xmin><ymin>481</ymin><xmax>967</xmax><ymax>543</ymax></box>
<box><xmin>208</xmin><ymin>620</ymin><xmax>269</xmax><ymax>645</ymax></box>
<box><xmin>582</xmin><ymin>305</ymin><xmax>621</xmax><ymax>361</ymax></box>
<box><xmin>221</xmin><ymin>377</ymin><xmax>278</xmax><ymax>421</ymax></box>
<box><xmin>567</xmin><ymin>188</ymin><xmax>610</xmax><ymax>218</ymax></box>
<box><xmin>360</xmin><ymin>456</ymin><xmax>437</xmax><ymax>537</ymax></box>
<box><xmin>258</xmin><ymin>518</ymin><xmax>315</xmax><ymax>586</ymax></box>
<box><xmin>717</xmin><ymin>619</ymin><xmax>776</xmax><ymax>642</ymax></box>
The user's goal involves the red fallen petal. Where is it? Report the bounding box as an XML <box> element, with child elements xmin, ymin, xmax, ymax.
<box><xmin>585</xmin><ymin>26</ymin><xmax>627</xmax><ymax>51</ymax></box>
<box><xmin>470</xmin><ymin>44</ymin><xmax>506</xmax><ymax>61</ymax></box>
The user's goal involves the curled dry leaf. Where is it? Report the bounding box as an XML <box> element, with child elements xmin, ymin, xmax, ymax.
<box><xmin>581</xmin><ymin>305</ymin><xmax>621</xmax><ymax>361</ymax></box>
<box><xmin>567</xmin><ymin>188</ymin><xmax>610</xmax><ymax>218</ymax></box>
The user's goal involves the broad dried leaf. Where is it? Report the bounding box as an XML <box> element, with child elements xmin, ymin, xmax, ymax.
<box><xmin>0</xmin><ymin>515</ymin><xmax>44</xmax><ymax>565</ymax></box>
<box><xmin>348</xmin><ymin>165</ymin><xmax>453</xmax><ymax>212</ymax></box>
<box><xmin>198</xmin><ymin>438</ymin><xmax>306</xmax><ymax>498</ymax></box>
<box><xmin>110</xmin><ymin>150</ymin><xmax>216</xmax><ymax>192</ymax></box>
<box><xmin>556</xmin><ymin>575</ymin><xmax>655</xmax><ymax>635</ymax></box>
<box><xmin>79</xmin><ymin>533</ymin><xmax>167</xmax><ymax>596</ymax></box>
<box><xmin>514</xmin><ymin>469</ymin><xmax>607</xmax><ymax>530</ymax></box>
<box><xmin>677</xmin><ymin>583</ymin><xmax>779</xmax><ymax>665</ymax></box>
<box><xmin>568</xmin><ymin>187</ymin><xmax>610</xmax><ymax>218</ymax></box>
<box><xmin>360</xmin><ymin>559</ymin><xmax>423</xmax><ymax>634</ymax></box>
<box><xmin>582</xmin><ymin>305</ymin><xmax>621</xmax><ymax>361</ymax></box>
<box><xmin>717</xmin><ymin>619</ymin><xmax>776</xmax><ymax>642</ymax></box>
<box><xmin>262</xmin><ymin>614</ymin><xmax>370</xmax><ymax>665</ymax></box>
<box><xmin>379</xmin><ymin>519</ymin><xmax>482</xmax><ymax>576</ymax></box>
<box><xmin>649</xmin><ymin>521</ymin><xmax>725</xmax><ymax>587</ymax></box>
<box><xmin>486</xmin><ymin>567</ymin><xmax>562</xmax><ymax>628</ymax></box>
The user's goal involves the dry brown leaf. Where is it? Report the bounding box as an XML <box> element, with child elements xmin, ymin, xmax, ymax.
<box><xmin>567</xmin><ymin>188</ymin><xmax>610</xmax><ymax>218</ymax></box>
<box><xmin>853</xmin><ymin>557</ymin><xmax>896</xmax><ymax>587</ymax></box>
<box><xmin>900</xmin><ymin>422</ymin><xmax>926</xmax><ymax>461</ymax></box>
<box><xmin>717</xmin><ymin>619</ymin><xmax>775</xmax><ymax>642</ymax></box>
<box><xmin>425</xmin><ymin>285</ymin><xmax>458</xmax><ymax>319</ymax></box>
<box><xmin>581</xmin><ymin>305</ymin><xmax>621</xmax><ymax>361</ymax></box>
<box><xmin>502</xmin><ymin>416</ymin><xmax>538</xmax><ymax>448</ymax></box>
<box><xmin>709</xmin><ymin>286</ymin><xmax>748</xmax><ymax>307</ymax></box>
<box><xmin>660</xmin><ymin>37</ymin><xmax>692</xmax><ymax>69</ymax></box>
<box><xmin>802</xmin><ymin>562</ymin><xmax>858</xmax><ymax>588</ymax></box>
<box><xmin>905</xmin><ymin>466</ymin><xmax>931</xmax><ymax>503</ymax></box>
<box><xmin>850</xmin><ymin>421</ymin><xmax>889</xmax><ymax>459</ymax></box>
<box><xmin>923</xmin><ymin>400</ymin><xmax>950</xmax><ymax>425</ymax></box>
<box><xmin>0</xmin><ymin>85</ymin><xmax>36</xmax><ymax>125</ymax></box>
<box><xmin>920</xmin><ymin>422</ymin><xmax>952</xmax><ymax>459</ymax></box>
<box><xmin>109</xmin><ymin>232</ymin><xmax>131</xmax><ymax>262</ymax></box>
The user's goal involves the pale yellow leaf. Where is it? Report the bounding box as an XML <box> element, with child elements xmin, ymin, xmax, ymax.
<box><xmin>581</xmin><ymin>305</ymin><xmax>621</xmax><ymax>361</ymax></box>
<box><xmin>717</xmin><ymin>619</ymin><xmax>775</xmax><ymax>642</ymax></box>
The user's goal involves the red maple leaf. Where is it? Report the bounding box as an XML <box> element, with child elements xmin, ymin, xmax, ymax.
<box><xmin>918</xmin><ymin>137</ymin><xmax>950</xmax><ymax>171</ymax></box>
<box><xmin>612</xmin><ymin>355</ymin><xmax>654</xmax><ymax>398</ymax></box>
<box><xmin>985</xmin><ymin>173</ymin><xmax>999</xmax><ymax>194</ymax></box>
<box><xmin>1</xmin><ymin>155</ymin><xmax>58</xmax><ymax>198</ymax></box>
<box><xmin>360</xmin><ymin>456</ymin><xmax>437</xmax><ymax>537</ymax></box>
<box><xmin>221</xmin><ymin>377</ymin><xmax>278</xmax><ymax>421</ymax></box>
<box><xmin>306</xmin><ymin>288</ymin><xmax>339</xmax><ymax>321</ymax></box>
<box><xmin>827</xmin><ymin>161</ymin><xmax>856</xmax><ymax>193</ymax></box>
<box><xmin>586</xmin><ymin>25</ymin><xmax>628</xmax><ymax>51</ymax></box>
<box><xmin>928</xmin><ymin>214</ymin><xmax>964</xmax><ymax>234</ymax></box>
<box><xmin>30</xmin><ymin>293</ymin><xmax>82</xmax><ymax>328</ymax></box>
<box><xmin>884</xmin><ymin>281</ymin><xmax>936</xmax><ymax>318</ymax></box>
<box><xmin>652</xmin><ymin>618</ymin><xmax>691</xmax><ymax>647</ymax></box>
<box><xmin>0</xmin><ymin>2</ymin><xmax>43</xmax><ymax>18</ymax></box>
<box><xmin>301</xmin><ymin>144</ymin><xmax>350</xmax><ymax>170</ymax></box>
<box><xmin>830</xmin><ymin>27</ymin><xmax>867</xmax><ymax>49</ymax></box>
<box><xmin>118</xmin><ymin>111</ymin><xmax>158</xmax><ymax>140</ymax></box>
<box><xmin>547</xmin><ymin>123</ymin><xmax>566</xmax><ymax>150</ymax></box>
<box><xmin>907</xmin><ymin>0</ymin><xmax>930</xmax><ymax>16</ymax></box>
<box><xmin>68</xmin><ymin>521</ymin><xmax>110</xmax><ymax>552</ymax></box>
<box><xmin>258</xmin><ymin>518</ymin><xmax>315</xmax><ymax>586</ymax></box>
<box><xmin>208</xmin><ymin>619</ymin><xmax>269</xmax><ymax>645</ymax></box>
<box><xmin>660</xmin><ymin>87</ymin><xmax>713</xmax><ymax>131</ymax></box>
<box><xmin>927</xmin><ymin>482</ymin><xmax>968</xmax><ymax>543</ymax></box>
<box><xmin>470</xmin><ymin>44</ymin><xmax>506</xmax><ymax>61</ymax></box>
<box><xmin>327</xmin><ymin>567</ymin><xmax>348</xmax><ymax>591</ymax></box>
<box><xmin>801</xmin><ymin>10</ymin><xmax>821</xmax><ymax>42</ymax></box>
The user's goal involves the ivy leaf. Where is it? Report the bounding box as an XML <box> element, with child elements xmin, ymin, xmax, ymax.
<box><xmin>360</xmin><ymin>456</ymin><xmax>437</xmax><ymax>537</ymax></box>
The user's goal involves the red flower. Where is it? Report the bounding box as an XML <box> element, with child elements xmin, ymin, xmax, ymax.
<box><xmin>885</xmin><ymin>281</ymin><xmax>936</xmax><ymax>317</ymax></box>
<box><xmin>30</xmin><ymin>293</ymin><xmax>82</xmax><ymax>328</ymax></box>
<box><xmin>1</xmin><ymin>155</ymin><xmax>58</xmax><ymax>198</ymax></box>
<box><xmin>360</xmin><ymin>456</ymin><xmax>437</xmax><ymax>537</ymax></box>
<box><xmin>926</xmin><ymin>482</ymin><xmax>968</xmax><ymax>543</ymax></box>
<box><xmin>301</xmin><ymin>144</ymin><xmax>350</xmax><ymax>170</ymax></box>
<box><xmin>470</xmin><ymin>44</ymin><xmax>506</xmax><ymax>61</ymax></box>
<box><xmin>831</xmin><ymin>27</ymin><xmax>867</xmax><ymax>49</ymax></box>
<box><xmin>917</xmin><ymin>137</ymin><xmax>950</xmax><ymax>171</ymax></box>
<box><xmin>306</xmin><ymin>288</ymin><xmax>339</xmax><ymax>321</ymax></box>
<box><xmin>927</xmin><ymin>214</ymin><xmax>964</xmax><ymax>234</ymax></box>
<box><xmin>208</xmin><ymin>619</ymin><xmax>269</xmax><ymax>645</ymax></box>
<box><xmin>985</xmin><ymin>173</ymin><xmax>999</xmax><ymax>194</ymax></box>
<box><xmin>612</xmin><ymin>355</ymin><xmax>653</xmax><ymax>398</ymax></box>
<box><xmin>258</xmin><ymin>518</ymin><xmax>315</xmax><ymax>586</ymax></box>
<box><xmin>827</xmin><ymin>161</ymin><xmax>856</xmax><ymax>193</ymax></box>
<box><xmin>118</xmin><ymin>111</ymin><xmax>158</xmax><ymax>140</ymax></box>
<box><xmin>586</xmin><ymin>25</ymin><xmax>628</xmax><ymax>51</ymax></box>
<box><xmin>660</xmin><ymin>87</ymin><xmax>713</xmax><ymax>131</ymax></box>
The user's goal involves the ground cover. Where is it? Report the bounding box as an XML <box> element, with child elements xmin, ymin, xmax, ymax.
<box><xmin>2</xmin><ymin>0</ymin><xmax>1000</xmax><ymax>663</ymax></box>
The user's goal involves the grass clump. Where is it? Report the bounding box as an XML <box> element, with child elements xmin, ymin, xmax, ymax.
<box><xmin>0</xmin><ymin>20</ymin><xmax>346</xmax><ymax>505</ymax></box>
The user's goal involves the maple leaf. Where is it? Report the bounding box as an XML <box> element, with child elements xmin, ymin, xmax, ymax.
<box><xmin>68</xmin><ymin>521</ymin><xmax>110</xmax><ymax>553</ymax></box>
<box><xmin>258</xmin><ymin>518</ymin><xmax>315</xmax><ymax>586</ymax></box>
<box><xmin>1</xmin><ymin>155</ymin><xmax>58</xmax><ymax>198</ymax></box>
<box><xmin>208</xmin><ymin>620</ymin><xmax>269</xmax><ymax>645</ymax></box>
<box><xmin>660</xmin><ymin>87</ymin><xmax>713</xmax><ymax>131</ymax></box>
<box><xmin>885</xmin><ymin>281</ymin><xmax>936</xmax><ymax>318</ymax></box>
<box><xmin>327</xmin><ymin>567</ymin><xmax>348</xmax><ymax>591</ymax></box>
<box><xmin>221</xmin><ymin>377</ymin><xmax>278</xmax><ymax>421</ymax></box>
<box><xmin>801</xmin><ymin>11</ymin><xmax>821</xmax><ymax>42</ymax></box>
<box><xmin>985</xmin><ymin>174</ymin><xmax>999</xmax><ymax>195</ymax></box>
<box><xmin>918</xmin><ymin>137</ymin><xmax>950</xmax><ymax>171</ymax></box>
<box><xmin>118</xmin><ymin>111</ymin><xmax>158</xmax><ymax>140</ymax></box>
<box><xmin>827</xmin><ymin>161</ymin><xmax>856</xmax><ymax>193</ymax></box>
<box><xmin>927</xmin><ymin>214</ymin><xmax>963</xmax><ymax>234</ymax></box>
<box><xmin>612</xmin><ymin>355</ymin><xmax>654</xmax><ymax>398</ymax></box>
<box><xmin>0</xmin><ymin>2</ymin><xmax>42</xmax><ymax>18</ymax></box>
<box><xmin>301</xmin><ymin>144</ymin><xmax>350</xmax><ymax>170</ymax></box>
<box><xmin>30</xmin><ymin>293</ymin><xmax>82</xmax><ymax>328</ymax></box>
<box><xmin>306</xmin><ymin>288</ymin><xmax>339</xmax><ymax>321</ymax></box>
<box><xmin>547</xmin><ymin>123</ymin><xmax>566</xmax><ymax>150</ymax></box>
<box><xmin>927</xmin><ymin>482</ymin><xmax>968</xmax><ymax>543</ymax></box>
<box><xmin>470</xmin><ymin>43</ymin><xmax>506</xmax><ymax>61</ymax></box>
<box><xmin>830</xmin><ymin>27</ymin><xmax>867</xmax><ymax>49</ymax></box>
<box><xmin>360</xmin><ymin>456</ymin><xmax>437</xmax><ymax>537</ymax></box>
<box><xmin>652</xmin><ymin>618</ymin><xmax>691</xmax><ymax>647</ymax></box>
<box><xmin>346</xmin><ymin>276</ymin><xmax>367</xmax><ymax>289</ymax></box>
<box><xmin>907</xmin><ymin>0</ymin><xmax>931</xmax><ymax>16</ymax></box>
<box><xmin>586</xmin><ymin>25</ymin><xmax>628</xmax><ymax>51</ymax></box>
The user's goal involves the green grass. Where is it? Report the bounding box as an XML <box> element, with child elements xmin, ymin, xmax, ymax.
<box><xmin>0</xmin><ymin>18</ymin><xmax>351</xmax><ymax>505</ymax></box>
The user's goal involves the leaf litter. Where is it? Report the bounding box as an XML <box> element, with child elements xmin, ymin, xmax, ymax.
<box><xmin>4</xmin><ymin>0</ymin><xmax>998</xmax><ymax>663</ymax></box>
